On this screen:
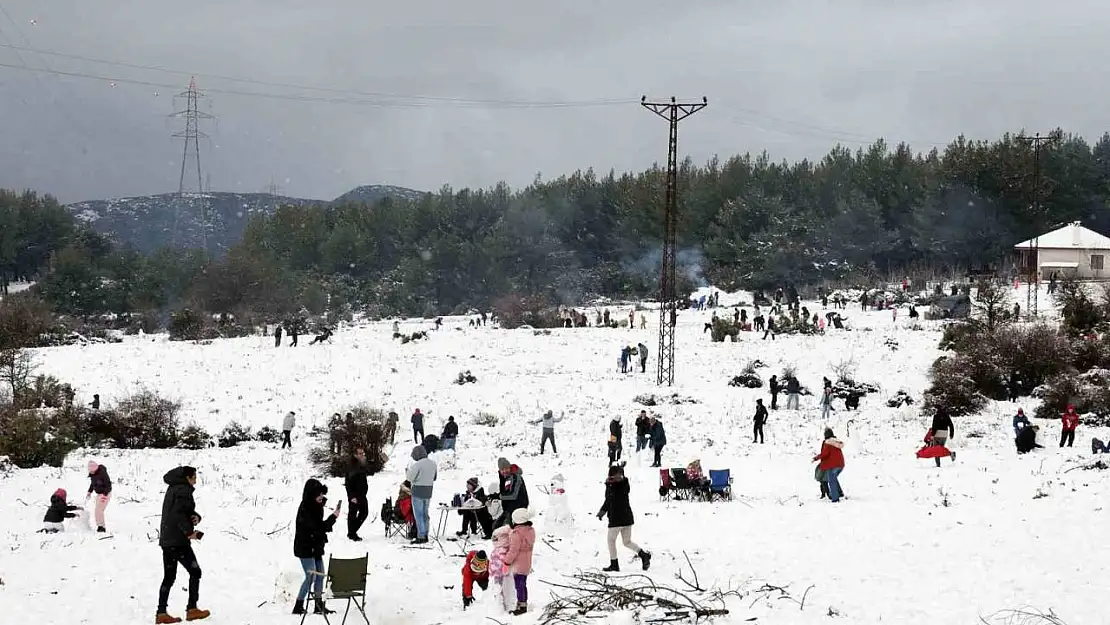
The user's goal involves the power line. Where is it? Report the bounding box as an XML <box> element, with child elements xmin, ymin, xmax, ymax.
<box><xmin>0</xmin><ymin>45</ymin><xmax>633</xmax><ymax>108</ymax></box>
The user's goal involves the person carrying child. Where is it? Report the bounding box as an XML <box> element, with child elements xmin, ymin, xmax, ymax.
<box><xmin>42</xmin><ymin>488</ymin><xmax>82</xmax><ymax>533</ymax></box>
<box><xmin>503</xmin><ymin>508</ymin><xmax>535</xmax><ymax>615</ymax></box>
<box><xmin>460</xmin><ymin>550</ymin><xmax>490</xmax><ymax>609</ymax></box>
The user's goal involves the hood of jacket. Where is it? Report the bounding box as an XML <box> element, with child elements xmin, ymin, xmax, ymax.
<box><xmin>301</xmin><ymin>478</ymin><xmax>327</xmax><ymax>503</ymax></box>
<box><xmin>163</xmin><ymin>466</ymin><xmax>196</xmax><ymax>489</ymax></box>
<box><xmin>411</xmin><ymin>445</ymin><xmax>428</xmax><ymax>461</ymax></box>
<box><xmin>825</xmin><ymin>438</ymin><xmax>845</xmax><ymax>449</ymax></box>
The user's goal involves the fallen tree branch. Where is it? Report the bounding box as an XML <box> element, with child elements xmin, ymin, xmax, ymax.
<box><xmin>676</xmin><ymin>551</ymin><xmax>704</xmax><ymax>592</ymax></box>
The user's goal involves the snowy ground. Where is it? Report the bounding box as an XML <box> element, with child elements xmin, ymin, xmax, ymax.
<box><xmin>3</xmin><ymin>288</ymin><xmax>1107</xmax><ymax>625</ymax></box>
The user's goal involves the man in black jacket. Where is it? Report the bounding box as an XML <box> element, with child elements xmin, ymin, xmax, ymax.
<box><xmin>156</xmin><ymin>466</ymin><xmax>209</xmax><ymax>624</ymax></box>
<box><xmin>634</xmin><ymin>411</ymin><xmax>650</xmax><ymax>453</ymax></box>
<box><xmin>492</xmin><ymin>457</ymin><xmax>529</xmax><ymax>529</ymax></box>
<box><xmin>442</xmin><ymin>416</ymin><xmax>459</xmax><ymax>451</ymax></box>
<box><xmin>345</xmin><ymin>448</ymin><xmax>369</xmax><ymax>541</ymax></box>
<box><xmin>608</xmin><ymin>417</ymin><xmax>623</xmax><ymax>464</ymax></box>
<box><xmin>753</xmin><ymin>399</ymin><xmax>768</xmax><ymax>444</ymax></box>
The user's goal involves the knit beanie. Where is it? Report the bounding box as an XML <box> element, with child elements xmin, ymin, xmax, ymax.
<box><xmin>54</xmin><ymin>488</ymin><xmax>67</xmax><ymax>500</ymax></box>
<box><xmin>470</xmin><ymin>550</ymin><xmax>489</xmax><ymax>573</ymax></box>
<box><xmin>497</xmin><ymin>457</ymin><xmax>510</xmax><ymax>472</ymax></box>
<box><xmin>466</xmin><ymin>477</ymin><xmax>479</xmax><ymax>489</ymax></box>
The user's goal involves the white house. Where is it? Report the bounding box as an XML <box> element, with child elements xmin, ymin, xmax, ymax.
<box><xmin>1014</xmin><ymin>221</ymin><xmax>1110</xmax><ymax>280</ymax></box>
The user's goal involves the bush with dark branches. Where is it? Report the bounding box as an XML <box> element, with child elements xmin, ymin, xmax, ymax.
<box><xmin>308</xmin><ymin>405</ymin><xmax>389</xmax><ymax>477</ymax></box>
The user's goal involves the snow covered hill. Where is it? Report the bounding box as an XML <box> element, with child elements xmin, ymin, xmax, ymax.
<box><xmin>2</xmin><ymin>301</ymin><xmax>1106</xmax><ymax>625</ymax></box>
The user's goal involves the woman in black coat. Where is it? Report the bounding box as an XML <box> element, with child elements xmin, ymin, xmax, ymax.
<box><xmin>596</xmin><ymin>465</ymin><xmax>651</xmax><ymax>573</ymax></box>
<box><xmin>293</xmin><ymin>479</ymin><xmax>340</xmax><ymax>615</ymax></box>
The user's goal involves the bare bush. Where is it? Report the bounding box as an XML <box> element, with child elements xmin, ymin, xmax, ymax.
<box><xmin>0</xmin><ymin>349</ymin><xmax>35</xmax><ymax>404</ymax></box>
<box><xmin>308</xmin><ymin>406</ymin><xmax>388</xmax><ymax>477</ymax></box>
<box><xmin>19</xmin><ymin>374</ymin><xmax>75</xmax><ymax>410</ymax></box>
<box><xmin>831</xmin><ymin>358</ymin><xmax>858</xmax><ymax>384</ymax></box>
<box><xmin>473</xmin><ymin>411</ymin><xmax>502</xmax><ymax>427</ymax></box>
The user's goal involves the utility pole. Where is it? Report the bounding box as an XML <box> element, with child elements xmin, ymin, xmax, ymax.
<box><xmin>170</xmin><ymin>76</ymin><xmax>215</xmax><ymax>251</ymax></box>
<box><xmin>641</xmin><ymin>95</ymin><xmax>707</xmax><ymax>386</ymax></box>
<box><xmin>1018</xmin><ymin>132</ymin><xmax>1056</xmax><ymax>319</ymax></box>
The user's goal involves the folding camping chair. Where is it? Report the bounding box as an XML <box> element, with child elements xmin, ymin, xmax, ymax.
<box><xmin>380</xmin><ymin>497</ymin><xmax>414</xmax><ymax>541</ymax></box>
<box><xmin>707</xmin><ymin>469</ymin><xmax>733</xmax><ymax>501</ymax></box>
<box><xmin>670</xmin><ymin>468</ymin><xmax>703</xmax><ymax>501</ymax></box>
<box><xmin>300</xmin><ymin>555</ymin><xmax>371</xmax><ymax>625</ymax></box>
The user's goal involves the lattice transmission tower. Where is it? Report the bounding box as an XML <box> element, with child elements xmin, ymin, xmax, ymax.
<box><xmin>641</xmin><ymin>96</ymin><xmax>708</xmax><ymax>387</ymax></box>
<box><xmin>170</xmin><ymin>77</ymin><xmax>215</xmax><ymax>250</ymax></box>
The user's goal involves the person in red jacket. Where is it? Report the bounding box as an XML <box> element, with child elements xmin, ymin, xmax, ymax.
<box><xmin>1060</xmin><ymin>405</ymin><xmax>1079</xmax><ymax>448</ymax></box>
<box><xmin>461</xmin><ymin>550</ymin><xmax>490</xmax><ymax>609</ymax></box>
<box><xmin>813</xmin><ymin>428</ymin><xmax>845</xmax><ymax>502</ymax></box>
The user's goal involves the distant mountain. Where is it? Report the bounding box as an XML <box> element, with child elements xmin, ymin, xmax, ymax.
<box><xmin>68</xmin><ymin>185</ymin><xmax>423</xmax><ymax>254</ymax></box>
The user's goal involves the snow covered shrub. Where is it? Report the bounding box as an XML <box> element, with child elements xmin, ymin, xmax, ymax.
<box><xmin>178</xmin><ymin>424</ymin><xmax>212</xmax><ymax>449</ymax></box>
<box><xmin>1055</xmin><ymin>276</ymin><xmax>1106</xmax><ymax>337</ymax></box>
<box><xmin>886</xmin><ymin>390</ymin><xmax>914</xmax><ymax>408</ymax></box>
<box><xmin>922</xmin><ymin>355</ymin><xmax>988</xmax><ymax>416</ymax></box>
<box><xmin>255</xmin><ymin>425</ymin><xmax>281</xmax><ymax>443</ymax></box>
<box><xmin>453</xmin><ymin>370</ymin><xmax>477</xmax><ymax>385</ymax></box>
<box><xmin>18</xmin><ymin>374</ymin><xmax>74</xmax><ymax>410</ymax></box>
<box><xmin>0</xmin><ymin>404</ymin><xmax>79</xmax><ymax>468</ymax></box>
<box><xmin>473</xmin><ymin>411</ymin><xmax>502</xmax><ymax>427</ymax></box>
<box><xmin>728</xmin><ymin>373</ymin><xmax>762</xmax><ymax>388</ymax></box>
<box><xmin>308</xmin><ymin>406</ymin><xmax>387</xmax><ymax>478</ymax></box>
<box><xmin>1034</xmin><ymin>370</ymin><xmax>1110</xmax><ymax>425</ymax></box>
<box><xmin>83</xmin><ymin>390</ymin><xmax>182</xmax><ymax>449</ymax></box>
<box><xmin>216</xmin><ymin>421</ymin><xmax>253</xmax><ymax>448</ymax></box>
<box><xmin>168</xmin><ymin>307</ymin><xmax>206</xmax><ymax>341</ymax></box>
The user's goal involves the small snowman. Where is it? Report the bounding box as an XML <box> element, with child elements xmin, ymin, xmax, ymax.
<box><xmin>545</xmin><ymin>473</ymin><xmax>575</xmax><ymax>536</ymax></box>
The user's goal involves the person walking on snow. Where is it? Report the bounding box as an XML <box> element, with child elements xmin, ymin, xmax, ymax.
<box><xmin>785</xmin><ymin>376</ymin><xmax>801</xmax><ymax>410</ymax></box>
<box><xmin>530</xmin><ymin>410</ymin><xmax>563</xmax><ymax>455</ymax></box>
<box><xmin>344</xmin><ymin>447</ymin><xmax>369</xmax><ymax>541</ymax></box>
<box><xmin>292</xmin><ymin>478</ymin><xmax>340</xmax><ymax>616</ymax></box>
<box><xmin>411</xmin><ymin>408</ymin><xmax>425</xmax><ymax>444</ymax></box>
<box><xmin>753</xmin><ymin>399</ymin><xmax>768</xmax><ymax>444</ymax></box>
<box><xmin>155</xmin><ymin>466</ymin><xmax>209</xmax><ymax>624</ymax></box>
<box><xmin>504</xmin><ymin>508</ymin><xmax>536</xmax><ymax>615</ymax></box>
<box><xmin>930</xmin><ymin>408</ymin><xmax>954</xmax><ymax>447</ymax></box>
<box><xmin>461</xmin><ymin>550</ymin><xmax>491</xmax><ymax>609</ymax></box>
<box><xmin>768</xmin><ymin>375</ymin><xmax>779</xmax><ymax>410</ymax></box>
<box><xmin>42</xmin><ymin>488</ymin><xmax>82</xmax><ymax>533</ymax></box>
<box><xmin>86</xmin><ymin>461</ymin><xmax>112</xmax><ymax>533</ymax></box>
<box><xmin>813</xmin><ymin>429</ymin><xmax>845</xmax><ymax>503</ymax></box>
<box><xmin>820</xmin><ymin>381</ymin><xmax>833</xmax><ymax>420</ymax></box>
<box><xmin>608</xmin><ymin>417</ymin><xmax>623</xmax><ymax>464</ymax></box>
<box><xmin>1013</xmin><ymin>408</ymin><xmax>1031</xmax><ymax>437</ymax></box>
<box><xmin>406</xmin><ymin>445</ymin><xmax>437</xmax><ymax>544</ymax></box>
<box><xmin>597</xmin><ymin>465</ymin><xmax>652</xmax><ymax>572</ymax></box>
<box><xmin>634</xmin><ymin>410</ymin><xmax>651</xmax><ymax>453</ymax></box>
<box><xmin>649</xmin><ymin>417</ymin><xmax>667</xmax><ymax>468</ymax></box>
<box><xmin>637</xmin><ymin>342</ymin><xmax>649</xmax><ymax>373</ymax></box>
<box><xmin>442</xmin><ymin>416</ymin><xmax>459</xmax><ymax>451</ymax></box>
<box><xmin>273</xmin><ymin>324</ymin><xmax>283</xmax><ymax>347</ymax></box>
<box><xmin>1061</xmin><ymin>405</ymin><xmax>1079</xmax><ymax>447</ymax></box>
<box><xmin>281</xmin><ymin>411</ymin><xmax>296</xmax><ymax>449</ymax></box>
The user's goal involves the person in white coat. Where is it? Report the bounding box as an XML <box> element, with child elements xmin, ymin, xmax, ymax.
<box><xmin>282</xmin><ymin>411</ymin><xmax>296</xmax><ymax>449</ymax></box>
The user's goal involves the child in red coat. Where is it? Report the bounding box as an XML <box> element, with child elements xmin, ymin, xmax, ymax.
<box><xmin>461</xmin><ymin>550</ymin><xmax>490</xmax><ymax>609</ymax></box>
<box><xmin>1060</xmin><ymin>405</ymin><xmax>1079</xmax><ymax>448</ymax></box>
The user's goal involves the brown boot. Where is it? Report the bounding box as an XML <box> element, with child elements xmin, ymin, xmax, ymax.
<box><xmin>185</xmin><ymin>608</ymin><xmax>210</xmax><ymax>621</ymax></box>
<box><xmin>155</xmin><ymin>614</ymin><xmax>182</xmax><ymax>624</ymax></box>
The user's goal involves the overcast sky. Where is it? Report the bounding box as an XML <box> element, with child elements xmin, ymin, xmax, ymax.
<box><xmin>0</xmin><ymin>0</ymin><xmax>1108</xmax><ymax>204</ymax></box>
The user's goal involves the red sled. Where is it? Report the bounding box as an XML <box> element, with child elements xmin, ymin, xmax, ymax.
<box><xmin>916</xmin><ymin>445</ymin><xmax>951</xmax><ymax>459</ymax></box>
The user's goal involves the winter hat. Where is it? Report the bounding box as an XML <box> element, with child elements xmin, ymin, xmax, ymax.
<box><xmin>411</xmin><ymin>445</ymin><xmax>428</xmax><ymax>461</ymax></box>
<box><xmin>54</xmin><ymin>488</ymin><xmax>67</xmax><ymax>500</ymax></box>
<box><xmin>470</xmin><ymin>551</ymin><xmax>489</xmax><ymax>573</ymax></box>
<box><xmin>466</xmin><ymin>477</ymin><xmax>479</xmax><ymax>489</ymax></box>
<box><xmin>1017</xmin><ymin>408</ymin><xmax>1024</xmax><ymax>415</ymax></box>
<box><xmin>823</xmin><ymin>428</ymin><xmax>835</xmax><ymax>439</ymax></box>
<box><xmin>497</xmin><ymin>457</ymin><xmax>511</xmax><ymax>472</ymax></box>
<box><xmin>87</xmin><ymin>461</ymin><xmax>99</xmax><ymax>474</ymax></box>
<box><xmin>511</xmin><ymin>508</ymin><xmax>532</xmax><ymax>525</ymax></box>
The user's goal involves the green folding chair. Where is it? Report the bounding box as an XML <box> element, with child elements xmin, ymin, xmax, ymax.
<box><xmin>300</xmin><ymin>555</ymin><xmax>371</xmax><ymax>625</ymax></box>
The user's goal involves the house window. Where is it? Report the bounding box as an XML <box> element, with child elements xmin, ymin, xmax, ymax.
<box><xmin>1092</xmin><ymin>255</ymin><xmax>1105</xmax><ymax>270</ymax></box>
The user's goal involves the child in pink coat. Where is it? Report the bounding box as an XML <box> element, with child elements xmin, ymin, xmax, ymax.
<box><xmin>504</xmin><ymin>508</ymin><xmax>536</xmax><ymax>615</ymax></box>
<box><xmin>489</xmin><ymin>525</ymin><xmax>515</xmax><ymax>611</ymax></box>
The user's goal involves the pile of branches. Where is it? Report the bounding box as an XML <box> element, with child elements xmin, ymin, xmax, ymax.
<box><xmin>540</xmin><ymin>571</ymin><xmax>730</xmax><ymax>624</ymax></box>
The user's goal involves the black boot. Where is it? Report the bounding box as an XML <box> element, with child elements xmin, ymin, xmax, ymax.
<box><xmin>292</xmin><ymin>601</ymin><xmax>305</xmax><ymax>615</ymax></box>
<box><xmin>602</xmin><ymin>559</ymin><xmax>619</xmax><ymax>572</ymax></box>
<box><xmin>511</xmin><ymin>601</ymin><xmax>527</xmax><ymax>615</ymax></box>
<box><xmin>639</xmin><ymin>550</ymin><xmax>652</xmax><ymax>571</ymax></box>
<box><xmin>313</xmin><ymin>600</ymin><xmax>335</xmax><ymax>615</ymax></box>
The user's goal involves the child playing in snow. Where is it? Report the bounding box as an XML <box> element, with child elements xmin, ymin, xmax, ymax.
<box><xmin>489</xmin><ymin>526</ymin><xmax>515</xmax><ymax>611</ymax></box>
<box><xmin>503</xmin><ymin>508</ymin><xmax>536</xmax><ymax>615</ymax></box>
<box><xmin>460</xmin><ymin>550</ymin><xmax>490</xmax><ymax>609</ymax></box>
<box><xmin>41</xmin><ymin>488</ymin><xmax>82</xmax><ymax>533</ymax></box>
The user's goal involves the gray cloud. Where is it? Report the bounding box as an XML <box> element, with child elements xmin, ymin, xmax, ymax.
<box><xmin>0</xmin><ymin>0</ymin><xmax>1108</xmax><ymax>204</ymax></box>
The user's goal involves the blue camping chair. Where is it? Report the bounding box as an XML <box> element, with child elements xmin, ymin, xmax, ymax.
<box><xmin>708</xmin><ymin>469</ymin><xmax>732</xmax><ymax>501</ymax></box>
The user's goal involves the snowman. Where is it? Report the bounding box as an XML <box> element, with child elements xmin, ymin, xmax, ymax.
<box><xmin>545</xmin><ymin>473</ymin><xmax>575</xmax><ymax>536</ymax></box>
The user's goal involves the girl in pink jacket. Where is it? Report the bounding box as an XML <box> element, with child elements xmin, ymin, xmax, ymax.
<box><xmin>503</xmin><ymin>508</ymin><xmax>536</xmax><ymax>615</ymax></box>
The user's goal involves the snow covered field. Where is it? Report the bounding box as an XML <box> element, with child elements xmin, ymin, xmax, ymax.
<box><xmin>2</xmin><ymin>296</ymin><xmax>1107</xmax><ymax>625</ymax></box>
